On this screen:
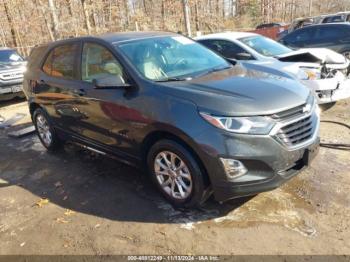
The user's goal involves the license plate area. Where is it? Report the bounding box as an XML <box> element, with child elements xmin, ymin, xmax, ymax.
<box><xmin>303</xmin><ymin>141</ymin><xmax>320</xmax><ymax>165</ymax></box>
<box><xmin>12</xmin><ymin>85</ymin><xmax>23</xmax><ymax>93</ymax></box>
<box><xmin>0</xmin><ymin>85</ymin><xmax>22</xmax><ymax>94</ymax></box>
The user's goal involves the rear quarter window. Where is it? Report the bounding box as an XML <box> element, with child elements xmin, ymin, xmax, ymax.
<box><xmin>27</xmin><ymin>46</ymin><xmax>48</xmax><ymax>70</ymax></box>
<box><xmin>42</xmin><ymin>43</ymin><xmax>79</xmax><ymax>79</ymax></box>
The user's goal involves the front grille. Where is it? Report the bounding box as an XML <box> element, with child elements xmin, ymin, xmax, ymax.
<box><xmin>271</xmin><ymin>103</ymin><xmax>305</xmax><ymax>121</ymax></box>
<box><xmin>0</xmin><ymin>71</ymin><xmax>23</xmax><ymax>81</ymax></box>
<box><xmin>276</xmin><ymin>115</ymin><xmax>314</xmax><ymax>147</ymax></box>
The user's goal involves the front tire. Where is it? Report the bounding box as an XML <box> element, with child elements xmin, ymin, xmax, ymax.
<box><xmin>147</xmin><ymin>139</ymin><xmax>208</xmax><ymax>208</ymax></box>
<box><xmin>33</xmin><ymin>108</ymin><xmax>62</xmax><ymax>152</ymax></box>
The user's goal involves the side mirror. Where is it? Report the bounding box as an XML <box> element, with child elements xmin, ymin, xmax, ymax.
<box><xmin>93</xmin><ymin>75</ymin><xmax>131</xmax><ymax>89</ymax></box>
<box><xmin>234</xmin><ymin>52</ymin><xmax>254</xmax><ymax>60</ymax></box>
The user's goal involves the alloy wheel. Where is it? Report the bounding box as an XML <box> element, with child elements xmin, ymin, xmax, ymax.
<box><xmin>36</xmin><ymin>114</ymin><xmax>52</xmax><ymax>147</ymax></box>
<box><xmin>154</xmin><ymin>151</ymin><xmax>193</xmax><ymax>200</ymax></box>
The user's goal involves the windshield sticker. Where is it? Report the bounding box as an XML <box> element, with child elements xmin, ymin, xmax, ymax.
<box><xmin>171</xmin><ymin>36</ymin><xmax>194</xmax><ymax>45</ymax></box>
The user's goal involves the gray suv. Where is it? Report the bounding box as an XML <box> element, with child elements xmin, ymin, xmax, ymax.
<box><xmin>0</xmin><ymin>48</ymin><xmax>26</xmax><ymax>101</ymax></box>
<box><xmin>23</xmin><ymin>32</ymin><xmax>320</xmax><ymax>207</ymax></box>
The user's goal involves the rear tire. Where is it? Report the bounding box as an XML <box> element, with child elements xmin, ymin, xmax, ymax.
<box><xmin>33</xmin><ymin>108</ymin><xmax>62</xmax><ymax>152</ymax></box>
<box><xmin>147</xmin><ymin>139</ymin><xmax>208</xmax><ymax>208</ymax></box>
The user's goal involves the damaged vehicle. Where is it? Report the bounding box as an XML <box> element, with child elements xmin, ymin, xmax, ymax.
<box><xmin>0</xmin><ymin>47</ymin><xmax>26</xmax><ymax>101</ymax></box>
<box><xmin>196</xmin><ymin>32</ymin><xmax>350</xmax><ymax>105</ymax></box>
<box><xmin>24</xmin><ymin>32</ymin><xmax>320</xmax><ymax>207</ymax></box>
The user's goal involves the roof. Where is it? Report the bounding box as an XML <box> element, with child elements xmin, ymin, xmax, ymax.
<box><xmin>299</xmin><ymin>22</ymin><xmax>350</xmax><ymax>28</ymax></box>
<box><xmin>98</xmin><ymin>31</ymin><xmax>178</xmax><ymax>44</ymax></box>
<box><xmin>195</xmin><ymin>32</ymin><xmax>258</xmax><ymax>41</ymax></box>
<box><xmin>46</xmin><ymin>31</ymin><xmax>178</xmax><ymax>47</ymax></box>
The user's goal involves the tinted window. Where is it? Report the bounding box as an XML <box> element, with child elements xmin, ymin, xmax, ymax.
<box><xmin>82</xmin><ymin>43</ymin><xmax>125</xmax><ymax>83</ymax></box>
<box><xmin>42</xmin><ymin>51</ymin><xmax>53</xmax><ymax>75</ymax></box>
<box><xmin>42</xmin><ymin>44</ymin><xmax>78</xmax><ymax>79</ymax></box>
<box><xmin>323</xmin><ymin>16</ymin><xmax>344</xmax><ymax>23</ymax></box>
<box><xmin>199</xmin><ymin>39</ymin><xmax>248</xmax><ymax>59</ymax></box>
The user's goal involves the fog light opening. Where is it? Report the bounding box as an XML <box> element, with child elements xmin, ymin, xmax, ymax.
<box><xmin>220</xmin><ymin>158</ymin><xmax>248</xmax><ymax>179</ymax></box>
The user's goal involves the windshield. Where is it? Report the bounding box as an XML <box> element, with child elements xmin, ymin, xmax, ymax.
<box><xmin>0</xmin><ymin>49</ymin><xmax>24</xmax><ymax>63</ymax></box>
<box><xmin>239</xmin><ymin>35</ymin><xmax>292</xmax><ymax>57</ymax></box>
<box><xmin>116</xmin><ymin>36</ymin><xmax>230</xmax><ymax>81</ymax></box>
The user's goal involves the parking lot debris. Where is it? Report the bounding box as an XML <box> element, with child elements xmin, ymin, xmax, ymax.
<box><xmin>55</xmin><ymin>217</ymin><xmax>69</xmax><ymax>224</ymax></box>
<box><xmin>64</xmin><ymin>209</ymin><xmax>75</xmax><ymax>216</ymax></box>
<box><xmin>7</xmin><ymin>125</ymin><xmax>35</xmax><ymax>138</ymax></box>
<box><xmin>34</xmin><ymin>198</ymin><xmax>49</xmax><ymax>208</ymax></box>
<box><xmin>0</xmin><ymin>113</ymin><xmax>26</xmax><ymax>129</ymax></box>
<box><xmin>54</xmin><ymin>181</ymin><xmax>63</xmax><ymax>188</ymax></box>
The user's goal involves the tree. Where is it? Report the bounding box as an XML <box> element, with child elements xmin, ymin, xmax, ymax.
<box><xmin>182</xmin><ymin>0</ymin><xmax>191</xmax><ymax>36</ymax></box>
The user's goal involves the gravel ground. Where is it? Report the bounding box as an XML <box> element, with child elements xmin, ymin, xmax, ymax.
<box><xmin>0</xmin><ymin>98</ymin><xmax>349</xmax><ymax>255</ymax></box>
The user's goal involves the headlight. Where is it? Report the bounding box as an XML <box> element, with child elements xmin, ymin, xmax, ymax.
<box><xmin>301</xmin><ymin>68</ymin><xmax>321</xmax><ymax>80</ymax></box>
<box><xmin>200</xmin><ymin>112</ymin><xmax>275</xmax><ymax>135</ymax></box>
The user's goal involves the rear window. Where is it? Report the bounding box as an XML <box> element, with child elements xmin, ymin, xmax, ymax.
<box><xmin>323</xmin><ymin>16</ymin><xmax>344</xmax><ymax>23</ymax></box>
<box><xmin>42</xmin><ymin>44</ymin><xmax>78</xmax><ymax>79</ymax></box>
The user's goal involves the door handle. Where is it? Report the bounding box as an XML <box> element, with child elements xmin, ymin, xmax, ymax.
<box><xmin>73</xmin><ymin>88</ymin><xmax>86</xmax><ymax>96</ymax></box>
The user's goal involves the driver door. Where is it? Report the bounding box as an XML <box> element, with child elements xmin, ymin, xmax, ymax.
<box><xmin>75</xmin><ymin>42</ymin><xmax>138</xmax><ymax>156</ymax></box>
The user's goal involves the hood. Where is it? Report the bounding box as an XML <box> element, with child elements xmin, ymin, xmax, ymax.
<box><xmin>158</xmin><ymin>64</ymin><xmax>310</xmax><ymax>116</ymax></box>
<box><xmin>277</xmin><ymin>48</ymin><xmax>348</xmax><ymax>66</ymax></box>
<box><xmin>0</xmin><ymin>61</ymin><xmax>27</xmax><ymax>71</ymax></box>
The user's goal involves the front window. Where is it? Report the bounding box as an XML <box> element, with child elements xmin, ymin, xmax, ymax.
<box><xmin>82</xmin><ymin>43</ymin><xmax>126</xmax><ymax>83</ymax></box>
<box><xmin>239</xmin><ymin>35</ymin><xmax>292</xmax><ymax>57</ymax></box>
<box><xmin>116</xmin><ymin>36</ymin><xmax>230</xmax><ymax>81</ymax></box>
<box><xmin>0</xmin><ymin>49</ymin><xmax>24</xmax><ymax>63</ymax></box>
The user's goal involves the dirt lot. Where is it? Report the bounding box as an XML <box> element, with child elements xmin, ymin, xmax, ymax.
<box><xmin>0</xmin><ymin>98</ymin><xmax>349</xmax><ymax>255</ymax></box>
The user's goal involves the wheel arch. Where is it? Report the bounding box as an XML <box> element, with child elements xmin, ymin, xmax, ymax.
<box><xmin>29</xmin><ymin>102</ymin><xmax>42</xmax><ymax>117</ymax></box>
<box><xmin>141</xmin><ymin>130</ymin><xmax>211</xmax><ymax>187</ymax></box>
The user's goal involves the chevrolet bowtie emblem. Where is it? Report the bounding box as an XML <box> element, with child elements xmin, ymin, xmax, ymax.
<box><xmin>303</xmin><ymin>104</ymin><xmax>311</xmax><ymax>113</ymax></box>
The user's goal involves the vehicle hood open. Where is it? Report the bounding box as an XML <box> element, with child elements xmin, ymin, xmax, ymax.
<box><xmin>158</xmin><ymin>64</ymin><xmax>310</xmax><ymax>116</ymax></box>
<box><xmin>276</xmin><ymin>48</ymin><xmax>348</xmax><ymax>67</ymax></box>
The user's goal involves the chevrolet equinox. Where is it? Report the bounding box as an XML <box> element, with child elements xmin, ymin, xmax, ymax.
<box><xmin>23</xmin><ymin>32</ymin><xmax>320</xmax><ymax>207</ymax></box>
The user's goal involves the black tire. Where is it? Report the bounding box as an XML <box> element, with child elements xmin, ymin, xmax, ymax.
<box><xmin>33</xmin><ymin>108</ymin><xmax>62</xmax><ymax>152</ymax></box>
<box><xmin>147</xmin><ymin>139</ymin><xmax>208</xmax><ymax>208</ymax></box>
<box><xmin>319</xmin><ymin>102</ymin><xmax>336</xmax><ymax>112</ymax></box>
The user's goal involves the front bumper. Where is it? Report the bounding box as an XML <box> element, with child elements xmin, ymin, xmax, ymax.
<box><xmin>0</xmin><ymin>83</ymin><xmax>23</xmax><ymax>95</ymax></box>
<box><xmin>302</xmin><ymin>76</ymin><xmax>350</xmax><ymax>104</ymax></box>
<box><xmin>212</xmin><ymin>138</ymin><xmax>319</xmax><ymax>201</ymax></box>
<box><xmin>195</xmin><ymin>110</ymin><xmax>320</xmax><ymax>202</ymax></box>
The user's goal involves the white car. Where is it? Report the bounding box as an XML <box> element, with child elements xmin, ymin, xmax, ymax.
<box><xmin>195</xmin><ymin>32</ymin><xmax>350</xmax><ymax>105</ymax></box>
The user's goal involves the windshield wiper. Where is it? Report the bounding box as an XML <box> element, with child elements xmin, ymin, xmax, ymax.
<box><xmin>195</xmin><ymin>65</ymin><xmax>233</xmax><ymax>78</ymax></box>
<box><xmin>154</xmin><ymin>77</ymin><xmax>192</xmax><ymax>82</ymax></box>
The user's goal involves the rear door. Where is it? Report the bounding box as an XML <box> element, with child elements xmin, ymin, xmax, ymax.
<box><xmin>36</xmin><ymin>42</ymin><xmax>84</xmax><ymax>133</ymax></box>
<box><xmin>281</xmin><ymin>27</ymin><xmax>315</xmax><ymax>49</ymax></box>
<box><xmin>311</xmin><ymin>25</ymin><xmax>350</xmax><ymax>52</ymax></box>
